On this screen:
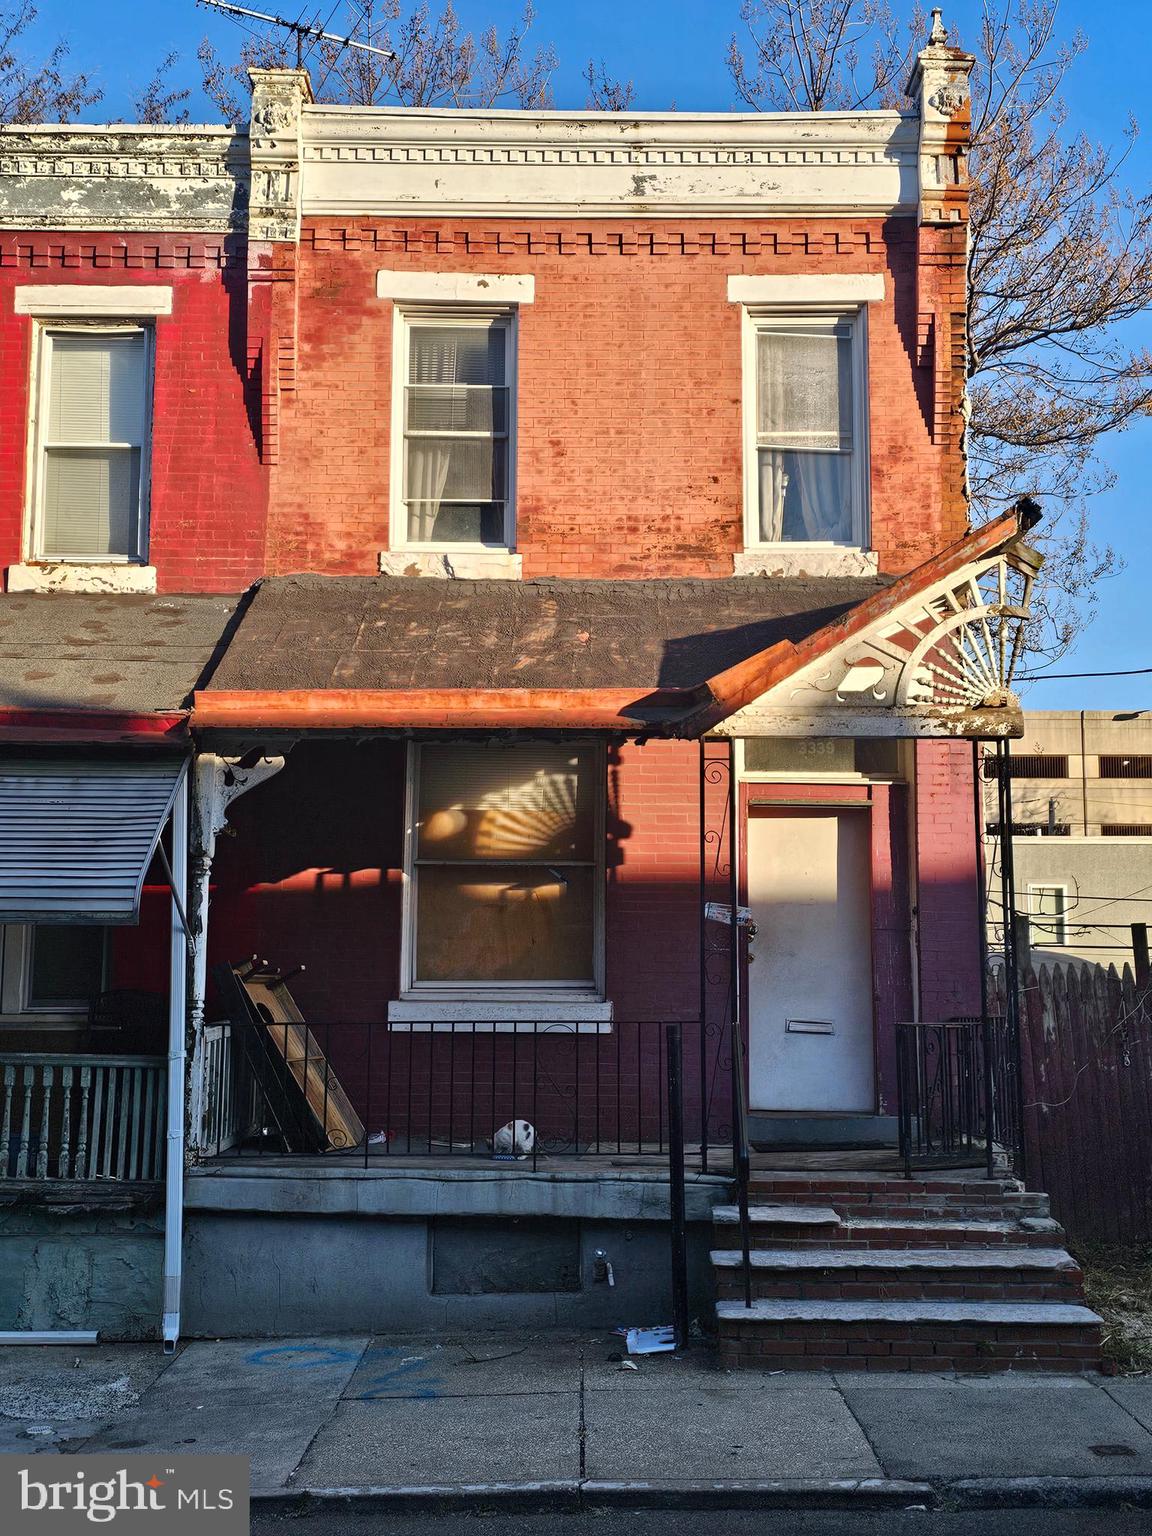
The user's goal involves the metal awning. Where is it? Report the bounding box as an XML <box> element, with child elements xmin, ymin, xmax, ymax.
<box><xmin>0</xmin><ymin>757</ymin><xmax>188</xmax><ymax>924</ymax></box>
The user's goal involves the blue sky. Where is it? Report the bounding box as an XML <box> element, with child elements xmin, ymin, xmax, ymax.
<box><xmin>19</xmin><ymin>0</ymin><xmax>1152</xmax><ymax>710</ymax></box>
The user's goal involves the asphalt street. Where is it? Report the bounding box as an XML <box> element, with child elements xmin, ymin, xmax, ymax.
<box><xmin>251</xmin><ymin>1510</ymin><xmax>1152</xmax><ymax>1536</ymax></box>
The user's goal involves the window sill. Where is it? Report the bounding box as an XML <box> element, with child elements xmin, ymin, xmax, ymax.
<box><xmin>733</xmin><ymin>548</ymin><xmax>879</xmax><ymax>579</ymax></box>
<box><xmin>379</xmin><ymin>550</ymin><xmax>522</xmax><ymax>580</ymax></box>
<box><xmin>7</xmin><ymin>562</ymin><xmax>157</xmax><ymax>594</ymax></box>
<box><xmin>387</xmin><ymin>999</ymin><xmax>613</xmax><ymax>1033</ymax></box>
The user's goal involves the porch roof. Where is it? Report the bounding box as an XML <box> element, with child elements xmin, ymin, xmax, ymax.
<box><xmin>0</xmin><ymin>592</ymin><xmax>240</xmax><ymax>742</ymax></box>
<box><xmin>193</xmin><ymin>504</ymin><xmax>1041</xmax><ymax>737</ymax></box>
<box><xmin>201</xmin><ymin>571</ymin><xmax>890</xmax><ymax>693</ymax></box>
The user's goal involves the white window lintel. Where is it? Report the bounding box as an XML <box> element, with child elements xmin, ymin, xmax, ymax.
<box><xmin>14</xmin><ymin>286</ymin><xmax>173</xmax><ymax>317</ymax></box>
<box><xmin>727</xmin><ymin>273</ymin><xmax>884</xmax><ymax>306</ymax></box>
<box><xmin>378</xmin><ymin>271</ymin><xmax>534</xmax><ymax>304</ymax></box>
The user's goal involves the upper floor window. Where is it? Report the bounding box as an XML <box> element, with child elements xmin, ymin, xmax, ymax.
<box><xmin>30</xmin><ymin>327</ymin><xmax>152</xmax><ymax>563</ymax></box>
<box><xmin>746</xmin><ymin>311</ymin><xmax>867</xmax><ymax>548</ymax></box>
<box><xmin>395</xmin><ymin>312</ymin><xmax>515</xmax><ymax>551</ymax></box>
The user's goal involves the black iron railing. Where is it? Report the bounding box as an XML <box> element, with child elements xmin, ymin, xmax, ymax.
<box><xmin>211</xmin><ymin>1015</ymin><xmax>712</xmax><ymax>1169</ymax></box>
<box><xmin>895</xmin><ymin>1012</ymin><xmax>1020</xmax><ymax>1177</ymax></box>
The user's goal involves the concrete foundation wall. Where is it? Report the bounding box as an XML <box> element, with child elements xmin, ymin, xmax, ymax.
<box><xmin>0</xmin><ymin>1198</ymin><xmax>163</xmax><ymax>1339</ymax></box>
<box><xmin>182</xmin><ymin>1210</ymin><xmax>714</xmax><ymax>1336</ymax></box>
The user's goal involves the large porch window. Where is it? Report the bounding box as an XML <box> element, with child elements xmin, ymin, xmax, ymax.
<box><xmin>403</xmin><ymin>742</ymin><xmax>603</xmax><ymax>996</ymax></box>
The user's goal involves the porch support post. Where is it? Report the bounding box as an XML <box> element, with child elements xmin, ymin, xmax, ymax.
<box><xmin>162</xmin><ymin>771</ymin><xmax>189</xmax><ymax>1353</ymax></box>
<box><xmin>187</xmin><ymin>751</ymin><xmax>286</xmax><ymax>1155</ymax></box>
<box><xmin>698</xmin><ymin>738</ymin><xmax>708</xmax><ymax>1170</ymax></box>
<box><xmin>996</xmin><ymin>737</ymin><xmax>1025</xmax><ymax>1180</ymax></box>
<box><xmin>973</xmin><ymin>740</ymin><xmax>994</xmax><ymax>1179</ymax></box>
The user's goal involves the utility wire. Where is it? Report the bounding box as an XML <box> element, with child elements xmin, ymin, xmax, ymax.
<box><xmin>1018</xmin><ymin>665</ymin><xmax>1152</xmax><ymax>681</ymax></box>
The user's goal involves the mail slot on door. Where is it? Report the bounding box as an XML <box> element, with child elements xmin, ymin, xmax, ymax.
<box><xmin>785</xmin><ymin>1019</ymin><xmax>836</xmax><ymax>1036</ymax></box>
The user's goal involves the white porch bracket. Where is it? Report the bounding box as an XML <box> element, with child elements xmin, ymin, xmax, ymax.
<box><xmin>716</xmin><ymin>541</ymin><xmax>1041</xmax><ymax>740</ymax></box>
<box><xmin>187</xmin><ymin>751</ymin><xmax>286</xmax><ymax>1157</ymax></box>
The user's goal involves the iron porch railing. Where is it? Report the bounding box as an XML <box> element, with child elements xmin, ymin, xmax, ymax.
<box><xmin>210</xmin><ymin>1015</ymin><xmax>726</xmax><ymax>1170</ymax></box>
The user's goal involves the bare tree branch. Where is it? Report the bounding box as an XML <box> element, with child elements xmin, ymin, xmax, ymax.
<box><xmin>726</xmin><ymin>0</ymin><xmax>1152</xmax><ymax>657</ymax></box>
<box><xmin>0</xmin><ymin>1</ymin><xmax>100</xmax><ymax>123</ymax></box>
<box><xmin>584</xmin><ymin>59</ymin><xmax>635</xmax><ymax>112</ymax></box>
<box><xmin>132</xmin><ymin>51</ymin><xmax>191</xmax><ymax>126</ymax></box>
<box><xmin>199</xmin><ymin>1</ymin><xmax>556</xmax><ymax>116</ymax></box>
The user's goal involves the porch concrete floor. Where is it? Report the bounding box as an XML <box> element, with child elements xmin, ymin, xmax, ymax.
<box><xmin>195</xmin><ymin>1147</ymin><xmax>1005</xmax><ymax>1179</ymax></box>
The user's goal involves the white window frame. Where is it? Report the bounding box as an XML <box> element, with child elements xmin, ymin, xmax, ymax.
<box><xmin>25</xmin><ymin>321</ymin><xmax>155</xmax><ymax>566</ymax></box>
<box><xmin>389</xmin><ymin>306</ymin><xmax>518</xmax><ymax>556</ymax></box>
<box><xmin>0</xmin><ymin>923</ymin><xmax>108</xmax><ymax>1026</ymax></box>
<box><xmin>1027</xmin><ymin>884</ymin><xmax>1069</xmax><ymax>947</ymax></box>
<box><xmin>398</xmin><ymin>740</ymin><xmax>606</xmax><ymax>1004</ymax></box>
<box><xmin>741</xmin><ymin>305</ymin><xmax>870</xmax><ymax>553</ymax></box>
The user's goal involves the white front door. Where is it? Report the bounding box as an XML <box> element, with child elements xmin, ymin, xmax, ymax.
<box><xmin>747</xmin><ymin>808</ymin><xmax>875</xmax><ymax>1113</ymax></box>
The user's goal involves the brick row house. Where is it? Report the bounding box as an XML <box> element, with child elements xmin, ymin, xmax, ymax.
<box><xmin>0</xmin><ymin>15</ymin><xmax>1102</xmax><ymax>1368</ymax></box>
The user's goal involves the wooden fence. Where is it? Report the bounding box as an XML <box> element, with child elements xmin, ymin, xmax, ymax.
<box><xmin>993</xmin><ymin>962</ymin><xmax>1152</xmax><ymax>1245</ymax></box>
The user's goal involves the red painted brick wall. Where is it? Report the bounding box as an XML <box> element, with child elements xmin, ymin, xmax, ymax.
<box><xmin>0</xmin><ymin>235</ymin><xmax>266</xmax><ymax>594</ymax></box>
<box><xmin>915</xmin><ymin>739</ymin><xmax>982</xmax><ymax>1021</ymax></box>
<box><xmin>266</xmin><ymin>217</ymin><xmax>967</xmax><ymax>579</ymax></box>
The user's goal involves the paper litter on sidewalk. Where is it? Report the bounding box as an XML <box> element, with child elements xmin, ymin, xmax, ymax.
<box><xmin>624</xmin><ymin>1326</ymin><xmax>676</xmax><ymax>1354</ymax></box>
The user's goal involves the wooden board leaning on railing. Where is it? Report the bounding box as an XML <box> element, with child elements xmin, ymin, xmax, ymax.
<box><xmin>213</xmin><ymin>961</ymin><xmax>365</xmax><ymax>1153</ymax></box>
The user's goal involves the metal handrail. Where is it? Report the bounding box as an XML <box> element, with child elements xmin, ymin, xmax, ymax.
<box><xmin>729</xmin><ymin>1011</ymin><xmax>754</xmax><ymax>1308</ymax></box>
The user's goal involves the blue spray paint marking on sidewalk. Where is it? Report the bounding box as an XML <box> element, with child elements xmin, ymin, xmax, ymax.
<box><xmin>242</xmin><ymin>1341</ymin><xmax>444</xmax><ymax>1396</ymax></box>
<box><xmin>355</xmin><ymin>1346</ymin><xmax>445</xmax><ymax>1400</ymax></box>
<box><xmin>245</xmin><ymin>1344</ymin><xmax>359</xmax><ymax>1369</ymax></box>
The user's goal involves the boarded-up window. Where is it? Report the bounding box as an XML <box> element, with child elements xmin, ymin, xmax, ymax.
<box><xmin>411</xmin><ymin>743</ymin><xmax>600</xmax><ymax>988</ymax></box>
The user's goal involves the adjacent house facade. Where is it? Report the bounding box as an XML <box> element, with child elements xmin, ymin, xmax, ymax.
<box><xmin>984</xmin><ymin>710</ymin><xmax>1152</xmax><ymax>969</ymax></box>
<box><xmin>0</xmin><ymin>18</ymin><xmax>1103</xmax><ymax>1370</ymax></box>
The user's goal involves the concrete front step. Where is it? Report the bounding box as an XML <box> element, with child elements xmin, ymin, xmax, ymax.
<box><xmin>716</xmin><ymin>1298</ymin><xmax>1103</xmax><ymax>1373</ymax></box>
<box><xmin>745</xmin><ymin>1192</ymin><xmax>1052</xmax><ymax>1223</ymax></box>
<box><xmin>712</xmin><ymin>1207</ymin><xmax>1064</xmax><ymax>1249</ymax></box>
<box><xmin>711</xmin><ymin>1246</ymin><xmax>1083</xmax><ymax>1303</ymax></box>
<box><xmin>712</xmin><ymin>1204</ymin><xmax>842</xmax><ymax>1228</ymax></box>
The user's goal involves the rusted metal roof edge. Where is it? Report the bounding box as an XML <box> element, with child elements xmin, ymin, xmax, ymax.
<box><xmin>0</xmin><ymin>708</ymin><xmax>190</xmax><ymax>746</ymax></box>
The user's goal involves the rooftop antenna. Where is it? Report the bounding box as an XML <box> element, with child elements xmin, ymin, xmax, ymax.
<box><xmin>198</xmin><ymin>0</ymin><xmax>394</xmax><ymax>71</ymax></box>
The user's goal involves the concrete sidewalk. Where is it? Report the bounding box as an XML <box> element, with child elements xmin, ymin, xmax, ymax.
<box><xmin>3</xmin><ymin>1334</ymin><xmax>1152</xmax><ymax>1510</ymax></box>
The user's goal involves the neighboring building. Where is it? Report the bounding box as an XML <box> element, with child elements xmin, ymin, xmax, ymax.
<box><xmin>985</xmin><ymin>710</ymin><xmax>1152</xmax><ymax>970</ymax></box>
<box><xmin>0</xmin><ymin>15</ymin><xmax>1103</xmax><ymax>1371</ymax></box>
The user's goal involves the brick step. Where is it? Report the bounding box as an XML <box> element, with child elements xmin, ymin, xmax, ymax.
<box><xmin>711</xmin><ymin>1247</ymin><xmax>1083</xmax><ymax>1303</ymax></box>
<box><xmin>748</xmin><ymin>1174</ymin><xmax>1025</xmax><ymax>1198</ymax></box>
<box><xmin>745</xmin><ymin>1192</ymin><xmax>1051</xmax><ymax>1223</ymax></box>
<box><xmin>712</xmin><ymin>1208</ymin><xmax>1064</xmax><ymax>1248</ymax></box>
<box><xmin>712</xmin><ymin>1204</ymin><xmax>842</xmax><ymax>1231</ymax></box>
<box><xmin>715</xmin><ymin>1298</ymin><xmax>1103</xmax><ymax>1373</ymax></box>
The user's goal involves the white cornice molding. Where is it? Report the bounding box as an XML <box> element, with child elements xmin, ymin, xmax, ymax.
<box><xmin>0</xmin><ymin>124</ymin><xmax>248</xmax><ymax>232</ymax></box>
<box><xmin>300</xmin><ymin>107</ymin><xmax>919</xmax><ymax>219</ymax></box>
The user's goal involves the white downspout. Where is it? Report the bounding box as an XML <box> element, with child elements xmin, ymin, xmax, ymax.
<box><xmin>163</xmin><ymin>770</ymin><xmax>190</xmax><ymax>1353</ymax></box>
<box><xmin>187</xmin><ymin>753</ymin><xmax>286</xmax><ymax>1155</ymax></box>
